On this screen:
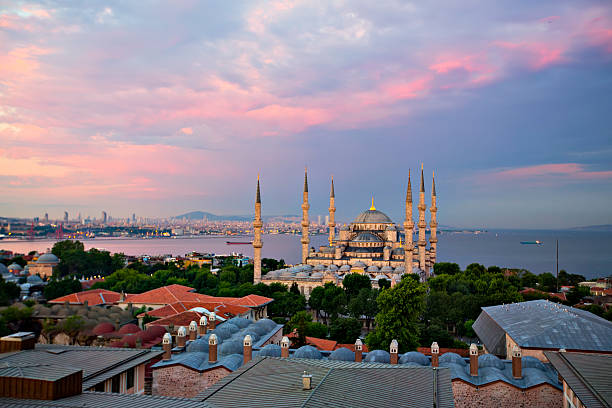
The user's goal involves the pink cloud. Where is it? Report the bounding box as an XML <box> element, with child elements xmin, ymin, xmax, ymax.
<box><xmin>491</xmin><ymin>163</ymin><xmax>612</xmax><ymax>180</ymax></box>
<box><xmin>245</xmin><ymin>104</ymin><xmax>332</xmax><ymax>133</ymax></box>
<box><xmin>180</xmin><ymin>127</ymin><xmax>193</xmax><ymax>135</ymax></box>
<box><xmin>494</xmin><ymin>41</ymin><xmax>566</xmax><ymax>70</ymax></box>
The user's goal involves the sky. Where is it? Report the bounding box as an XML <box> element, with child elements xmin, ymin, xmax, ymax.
<box><xmin>0</xmin><ymin>1</ymin><xmax>611</xmax><ymax>229</ymax></box>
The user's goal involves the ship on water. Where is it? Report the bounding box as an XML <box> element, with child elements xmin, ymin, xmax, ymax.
<box><xmin>226</xmin><ymin>241</ymin><xmax>252</xmax><ymax>245</ymax></box>
<box><xmin>520</xmin><ymin>240</ymin><xmax>543</xmax><ymax>245</ymax></box>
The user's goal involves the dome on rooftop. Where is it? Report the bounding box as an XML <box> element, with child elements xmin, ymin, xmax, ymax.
<box><xmin>367</xmin><ymin>265</ymin><xmax>379</xmax><ymax>273</ymax></box>
<box><xmin>118</xmin><ymin>323</ymin><xmax>141</xmax><ymax>335</ymax></box>
<box><xmin>353</xmin><ymin>209</ymin><xmax>394</xmax><ymax>224</ymax></box>
<box><xmin>521</xmin><ymin>356</ymin><xmax>547</xmax><ymax>371</ymax></box>
<box><xmin>310</xmin><ymin>272</ymin><xmax>323</xmax><ymax>279</ymax></box>
<box><xmin>478</xmin><ymin>353</ymin><xmax>505</xmax><ymax>370</ymax></box>
<box><xmin>314</xmin><ymin>264</ymin><xmax>326</xmax><ymax>271</ymax></box>
<box><xmin>329</xmin><ymin>347</ymin><xmax>355</xmax><ymax>361</ymax></box>
<box><xmin>26</xmin><ymin>275</ymin><xmax>43</xmax><ymax>284</ymax></box>
<box><xmin>380</xmin><ymin>265</ymin><xmax>394</xmax><ymax>273</ymax></box>
<box><xmin>36</xmin><ymin>253</ymin><xmax>59</xmax><ymax>264</ymax></box>
<box><xmin>7</xmin><ymin>263</ymin><xmax>23</xmax><ymax>271</ymax></box>
<box><xmin>391</xmin><ymin>247</ymin><xmax>405</xmax><ymax>255</ymax></box>
<box><xmin>187</xmin><ymin>338</ymin><xmax>208</xmax><ymax>353</ymax></box>
<box><xmin>439</xmin><ymin>352</ymin><xmax>467</xmax><ymax>366</ymax></box>
<box><xmin>338</xmin><ymin>265</ymin><xmax>351</xmax><ymax>272</ymax></box>
<box><xmin>296</xmin><ymin>272</ymin><xmax>309</xmax><ymax>278</ymax></box>
<box><xmin>227</xmin><ymin>317</ymin><xmax>252</xmax><ymax>329</ymax></box>
<box><xmin>353</xmin><ymin>232</ymin><xmax>383</xmax><ymax>243</ymax></box>
<box><xmin>352</xmin><ymin>261</ymin><xmax>366</xmax><ymax>268</ymax></box>
<box><xmin>258</xmin><ymin>343</ymin><xmax>281</xmax><ymax>357</ymax></box>
<box><xmin>328</xmin><ymin>265</ymin><xmax>338</xmax><ymax>271</ymax></box>
<box><xmin>400</xmin><ymin>351</ymin><xmax>429</xmax><ymax>366</ymax></box>
<box><xmin>219</xmin><ymin>339</ymin><xmax>243</xmax><ymax>355</ymax></box>
<box><xmin>364</xmin><ymin>349</ymin><xmax>390</xmax><ymax>363</ymax></box>
<box><xmin>254</xmin><ymin>318</ymin><xmax>277</xmax><ymax>332</ymax></box>
<box><xmin>215</xmin><ymin>323</ymin><xmax>239</xmax><ymax>339</ymax></box>
<box><xmin>294</xmin><ymin>345</ymin><xmax>322</xmax><ymax>360</ymax></box>
<box><xmin>93</xmin><ymin>322</ymin><xmax>116</xmax><ymax>336</ymax></box>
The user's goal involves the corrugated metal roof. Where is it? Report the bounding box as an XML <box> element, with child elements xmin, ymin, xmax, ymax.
<box><xmin>475</xmin><ymin>300</ymin><xmax>612</xmax><ymax>352</ymax></box>
<box><xmin>197</xmin><ymin>357</ymin><xmax>454</xmax><ymax>407</ymax></box>
<box><xmin>0</xmin><ymin>344</ymin><xmax>162</xmax><ymax>390</ymax></box>
<box><xmin>545</xmin><ymin>351</ymin><xmax>612</xmax><ymax>408</ymax></box>
<box><xmin>0</xmin><ymin>391</ymin><xmax>214</xmax><ymax>407</ymax></box>
<box><xmin>0</xmin><ymin>363</ymin><xmax>81</xmax><ymax>381</ymax></box>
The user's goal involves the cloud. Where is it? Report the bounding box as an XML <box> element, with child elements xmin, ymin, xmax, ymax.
<box><xmin>488</xmin><ymin>163</ymin><xmax>612</xmax><ymax>181</ymax></box>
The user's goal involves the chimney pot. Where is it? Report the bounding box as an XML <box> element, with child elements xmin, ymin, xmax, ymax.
<box><xmin>177</xmin><ymin>326</ymin><xmax>187</xmax><ymax>347</ymax></box>
<box><xmin>431</xmin><ymin>342</ymin><xmax>439</xmax><ymax>368</ymax></box>
<box><xmin>354</xmin><ymin>339</ymin><xmax>363</xmax><ymax>362</ymax></box>
<box><xmin>199</xmin><ymin>316</ymin><xmax>208</xmax><ymax>336</ymax></box>
<box><xmin>469</xmin><ymin>343</ymin><xmax>478</xmax><ymax>377</ymax></box>
<box><xmin>162</xmin><ymin>333</ymin><xmax>172</xmax><ymax>360</ymax></box>
<box><xmin>390</xmin><ymin>339</ymin><xmax>399</xmax><ymax>364</ymax></box>
<box><xmin>209</xmin><ymin>334</ymin><xmax>218</xmax><ymax>363</ymax></box>
<box><xmin>188</xmin><ymin>320</ymin><xmax>197</xmax><ymax>341</ymax></box>
<box><xmin>243</xmin><ymin>335</ymin><xmax>253</xmax><ymax>365</ymax></box>
<box><xmin>281</xmin><ymin>336</ymin><xmax>290</xmax><ymax>358</ymax></box>
<box><xmin>208</xmin><ymin>312</ymin><xmax>217</xmax><ymax>331</ymax></box>
<box><xmin>302</xmin><ymin>371</ymin><xmax>312</xmax><ymax>390</ymax></box>
<box><xmin>512</xmin><ymin>345</ymin><xmax>522</xmax><ymax>379</ymax></box>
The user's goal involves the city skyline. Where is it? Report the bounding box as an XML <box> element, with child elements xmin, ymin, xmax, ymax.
<box><xmin>1</xmin><ymin>1</ymin><xmax>611</xmax><ymax>228</ymax></box>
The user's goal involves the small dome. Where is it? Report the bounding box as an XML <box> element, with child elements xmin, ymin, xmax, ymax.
<box><xmin>314</xmin><ymin>264</ymin><xmax>326</xmax><ymax>271</ymax></box>
<box><xmin>375</xmin><ymin>274</ymin><xmax>388</xmax><ymax>281</ymax></box>
<box><xmin>118</xmin><ymin>323</ymin><xmax>141</xmax><ymax>334</ymax></box>
<box><xmin>280</xmin><ymin>269</ymin><xmax>295</xmax><ymax>278</ymax></box>
<box><xmin>328</xmin><ymin>265</ymin><xmax>339</xmax><ymax>271</ymax></box>
<box><xmin>294</xmin><ymin>345</ymin><xmax>322</xmax><ymax>360</ymax></box>
<box><xmin>214</xmin><ymin>323</ymin><xmax>239</xmax><ymax>340</ymax></box>
<box><xmin>145</xmin><ymin>325</ymin><xmax>167</xmax><ymax>340</ymax></box>
<box><xmin>296</xmin><ymin>272</ymin><xmax>309</xmax><ymax>278</ymax></box>
<box><xmin>329</xmin><ymin>347</ymin><xmax>355</xmax><ymax>361</ymax></box>
<box><xmin>391</xmin><ymin>247</ymin><xmax>404</xmax><ymax>255</ymax></box>
<box><xmin>522</xmin><ymin>356</ymin><xmax>547</xmax><ymax>371</ymax></box>
<box><xmin>187</xmin><ymin>338</ymin><xmax>208</xmax><ymax>352</ymax></box>
<box><xmin>367</xmin><ymin>265</ymin><xmax>379</xmax><ymax>273</ymax></box>
<box><xmin>93</xmin><ymin>322</ymin><xmax>116</xmax><ymax>335</ymax></box>
<box><xmin>386</xmin><ymin>225</ymin><xmax>397</xmax><ymax>230</ymax></box>
<box><xmin>37</xmin><ymin>253</ymin><xmax>59</xmax><ymax>264</ymax></box>
<box><xmin>394</xmin><ymin>266</ymin><xmax>405</xmax><ymax>273</ymax></box>
<box><xmin>364</xmin><ymin>349</ymin><xmax>390</xmax><ymax>363</ymax></box>
<box><xmin>352</xmin><ymin>261</ymin><xmax>366</xmax><ymax>268</ymax></box>
<box><xmin>0</xmin><ymin>264</ymin><xmax>8</xmax><ymax>274</ymax></box>
<box><xmin>258</xmin><ymin>344</ymin><xmax>282</xmax><ymax>357</ymax></box>
<box><xmin>265</xmin><ymin>270</ymin><xmax>280</xmax><ymax>278</ymax></box>
<box><xmin>400</xmin><ymin>352</ymin><xmax>429</xmax><ymax>366</ymax></box>
<box><xmin>439</xmin><ymin>352</ymin><xmax>467</xmax><ymax>366</ymax></box>
<box><xmin>7</xmin><ymin>263</ymin><xmax>23</xmax><ymax>271</ymax></box>
<box><xmin>310</xmin><ymin>272</ymin><xmax>323</xmax><ymax>279</ymax></box>
<box><xmin>380</xmin><ymin>265</ymin><xmax>394</xmax><ymax>273</ymax></box>
<box><xmin>302</xmin><ymin>265</ymin><xmax>314</xmax><ymax>271</ymax></box>
<box><xmin>353</xmin><ymin>232</ymin><xmax>383</xmax><ymax>243</ymax></box>
<box><xmin>254</xmin><ymin>318</ymin><xmax>277</xmax><ymax>332</ymax></box>
<box><xmin>478</xmin><ymin>353</ymin><xmax>505</xmax><ymax>370</ymax></box>
<box><xmin>219</xmin><ymin>339</ymin><xmax>243</xmax><ymax>356</ymax></box>
<box><xmin>227</xmin><ymin>317</ymin><xmax>252</xmax><ymax>329</ymax></box>
<box><xmin>26</xmin><ymin>275</ymin><xmax>43</xmax><ymax>284</ymax></box>
<box><xmin>338</xmin><ymin>265</ymin><xmax>351</xmax><ymax>272</ymax></box>
<box><xmin>353</xmin><ymin>209</ymin><xmax>394</xmax><ymax>224</ymax></box>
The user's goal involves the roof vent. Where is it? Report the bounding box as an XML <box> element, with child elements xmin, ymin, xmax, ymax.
<box><xmin>302</xmin><ymin>371</ymin><xmax>312</xmax><ymax>390</ymax></box>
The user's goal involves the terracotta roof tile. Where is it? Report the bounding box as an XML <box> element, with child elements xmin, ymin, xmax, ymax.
<box><xmin>124</xmin><ymin>284</ymin><xmax>200</xmax><ymax>304</ymax></box>
<box><xmin>49</xmin><ymin>289</ymin><xmax>121</xmax><ymax>306</ymax></box>
<box><xmin>146</xmin><ymin>310</ymin><xmax>206</xmax><ymax>329</ymax></box>
<box><xmin>139</xmin><ymin>301</ymin><xmax>249</xmax><ymax>320</ymax></box>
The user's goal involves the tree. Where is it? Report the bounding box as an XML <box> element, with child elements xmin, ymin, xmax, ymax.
<box><xmin>342</xmin><ymin>273</ymin><xmax>371</xmax><ymax>298</ymax></box>
<box><xmin>538</xmin><ymin>273</ymin><xmax>557</xmax><ymax>292</ymax></box>
<box><xmin>287</xmin><ymin>311</ymin><xmax>311</xmax><ymax>347</ymax></box>
<box><xmin>330</xmin><ymin>318</ymin><xmax>361</xmax><ymax>344</ymax></box>
<box><xmin>43</xmin><ymin>278</ymin><xmax>82</xmax><ymax>301</ymax></box>
<box><xmin>321</xmin><ymin>283</ymin><xmax>347</xmax><ymax>323</ymax></box>
<box><xmin>366</xmin><ymin>275</ymin><xmax>427</xmax><ymax>353</ymax></box>
<box><xmin>348</xmin><ymin>288</ymin><xmax>379</xmax><ymax>328</ymax></box>
<box><xmin>519</xmin><ymin>271</ymin><xmax>538</xmax><ymax>288</ymax></box>
<box><xmin>0</xmin><ymin>276</ymin><xmax>20</xmax><ymax>305</ymax></box>
<box><xmin>434</xmin><ymin>262</ymin><xmax>461</xmax><ymax>276</ymax></box>
<box><xmin>465</xmin><ymin>263</ymin><xmax>486</xmax><ymax>277</ymax></box>
<box><xmin>378</xmin><ymin>278</ymin><xmax>391</xmax><ymax>290</ymax></box>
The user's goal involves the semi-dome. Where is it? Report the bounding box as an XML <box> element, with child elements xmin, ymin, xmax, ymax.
<box><xmin>364</xmin><ymin>349</ymin><xmax>390</xmax><ymax>363</ymax></box>
<box><xmin>353</xmin><ymin>209</ymin><xmax>394</xmax><ymax>224</ymax></box>
<box><xmin>353</xmin><ymin>232</ymin><xmax>383</xmax><ymax>243</ymax></box>
<box><xmin>7</xmin><ymin>263</ymin><xmax>23</xmax><ymax>272</ymax></box>
<box><xmin>329</xmin><ymin>347</ymin><xmax>355</xmax><ymax>361</ymax></box>
<box><xmin>399</xmin><ymin>351</ymin><xmax>430</xmax><ymax>366</ymax></box>
<box><xmin>366</xmin><ymin>265</ymin><xmax>379</xmax><ymax>273</ymax></box>
<box><xmin>294</xmin><ymin>345</ymin><xmax>322</xmax><ymax>360</ymax></box>
<box><xmin>338</xmin><ymin>265</ymin><xmax>351</xmax><ymax>272</ymax></box>
<box><xmin>37</xmin><ymin>253</ymin><xmax>59</xmax><ymax>264</ymax></box>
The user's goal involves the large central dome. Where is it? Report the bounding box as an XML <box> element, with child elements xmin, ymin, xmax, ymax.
<box><xmin>353</xmin><ymin>209</ymin><xmax>394</xmax><ymax>224</ymax></box>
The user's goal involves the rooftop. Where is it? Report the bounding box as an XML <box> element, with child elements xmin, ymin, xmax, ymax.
<box><xmin>48</xmin><ymin>288</ymin><xmax>121</xmax><ymax>306</ymax></box>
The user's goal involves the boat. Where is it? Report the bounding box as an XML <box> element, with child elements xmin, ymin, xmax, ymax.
<box><xmin>226</xmin><ymin>241</ymin><xmax>253</xmax><ymax>245</ymax></box>
<box><xmin>520</xmin><ymin>241</ymin><xmax>543</xmax><ymax>245</ymax></box>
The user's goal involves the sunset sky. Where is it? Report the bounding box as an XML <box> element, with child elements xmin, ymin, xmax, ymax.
<box><xmin>1</xmin><ymin>1</ymin><xmax>611</xmax><ymax>228</ymax></box>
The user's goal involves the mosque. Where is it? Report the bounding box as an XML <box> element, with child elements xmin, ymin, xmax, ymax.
<box><xmin>253</xmin><ymin>166</ymin><xmax>438</xmax><ymax>296</ymax></box>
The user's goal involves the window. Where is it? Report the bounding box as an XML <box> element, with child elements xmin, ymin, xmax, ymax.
<box><xmin>111</xmin><ymin>374</ymin><xmax>120</xmax><ymax>393</ymax></box>
<box><xmin>127</xmin><ymin>367</ymin><xmax>135</xmax><ymax>390</ymax></box>
<box><xmin>94</xmin><ymin>382</ymin><xmax>105</xmax><ymax>392</ymax></box>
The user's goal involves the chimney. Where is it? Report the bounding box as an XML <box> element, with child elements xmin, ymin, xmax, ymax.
<box><xmin>176</xmin><ymin>326</ymin><xmax>186</xmax><ymax>348</ymax></box>
<box><xmin>355</xmin><ymin>339</ymin><xmax>363</xmax><ymax>362</ymax></box>
<box><xmin>469</xmin><ymin>344</ymin><xmax>478</xmax><ymax>377</ymax></box>
<box><xmin>208</xmin><ymin>312</ymin><xmax>216</xmax><ymax>331</ymax></box>
<box><xmin>188</xmin><ymin>321</ymin><xmax>197</xmax><ymax>341</ymax></box>
<box><xmin>0</xmin><ymin>332</ymin><xmax>36</xmax><ymax>353</ymax></box>
<box><xmin>390</xmin><ymin>339</ymin><xmax>399</xmax><ymax>364</ymax></box>
<box><xmin>120</xmin><ymin>291</ymin><xmax>126</xmax><ymax>302</ymax></box>
<box><xmin>281</xmin><ymin>336</ymin><xmax>290</xmax><ymax>358</ymax></box>
<box><xmin>512</xmin><ymin>346</ymin><xmax>522</xmax><ymax>379</ymax></box>
<box><xmin>243</xmin><ymin>335</ymin><xmax>253</xmax><ymax>365</ymax></box>
<box><xmin>209</xmin><ymin>334</ymin><xmax>218</xmax><ymax>363</ymax></box>
<box><xmin>431</xmin><ymin>342</ymin><xmax>439</xmax><ymax>368</ymax></box>
<box><xmin>199</xmin><ymin>316</ymin><xmax>208</xmax><ymax>336</ymax></box>
<box><xmin>162</xmin><ymin>333</ymin><xmax>172</xmax><ymax>360</ymax></box>
<box><xmin>302</xmin><ymin>371</ymin><xmax>312</xmax><ymax>390</ymax></box>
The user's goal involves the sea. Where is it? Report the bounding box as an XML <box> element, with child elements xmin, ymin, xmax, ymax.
<box><xmin>1</xmin><ymin>230</ymin><xmax>610</xmax><ymax>279</ymax></box>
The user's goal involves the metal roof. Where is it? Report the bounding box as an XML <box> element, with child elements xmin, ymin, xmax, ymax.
<box><xmin>197</xmin><ymin>357</ymin><xmax>454</xmax><ymax>407</ymax></box>
<box><xmin>473</xmin><ymin>300</ymin><xmax>612</xmax><ymax>352</ymax></box>
<box><xmin>0</xmin><ymin>391</ymin><xmax>214</xmax><ymax>408</ymax></box>
<box><xmin>0</xmin><ymin>344</ymin><xmax>162</xmax><ymax>390</ymax></box>
<box><xmin>0</xmin><ymin>363</ymin><xmax>81</xmax><ymax>381</ymax></box>
<box><xmin>545</xmin><ymin>352</ymin><xmax>612</xmax><ymax>408</ymax></box>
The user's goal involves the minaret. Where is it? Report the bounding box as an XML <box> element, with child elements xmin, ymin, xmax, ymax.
<box><xmin>403</xmin><ymin>170</ymin><xmax>414</xmax><ymax>273</ymax></box>
<box><xmin>418</xmin><ymin>164</ymin><xmax>428</xmax><ymax>274</ymax></box>
<box><xmin>429</xmin><ymin>172</ymin><xmax>438</xmax><ymax>265</ymax></box>
<box><xmin>253</xmin><ymin>175</ymin><xmax>263</xmax><ymax>283</ymax></box>
<box><xmin>301</xmin><ymin>169</ymin><xmax>310</xmax><ymax>264</ymax></box>
<box><xmin>328</xmin><ymin>176</ymin><xmax>336</xmax><ymax>246</ymax></box>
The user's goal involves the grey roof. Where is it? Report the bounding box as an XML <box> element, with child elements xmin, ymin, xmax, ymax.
<box><xmin>545</xmin><ymin>351</ymin><xmax>612</xmax><ymax>408</ymax></box>
<box><xmin>37</xmin><ymin>253</ymin><xmax>59</xmax><ymax>264</ymax></box>
<box><xmin>0</xmin><ymin>344</ymin><xmax>162</xmax><ymax>391</ymax></box>
<box><xmin>353</xmin><ymin>209</ymin><xmax>394</xmax><ymax>224</ymax></box>
<box><xmin>473</xmin><ymin>300</ymin><xmax>612</xmax><ymax>353</ymax></box>
<box><xmin>0</xmin><ymin>362</ymin><xmax>81</xmax><ymax>381</ymax></box>
<box><xmin>329</xmin><ymin>347</ymin><xmax>354</xmax><ymax>361</ymax></box>
<box><xmin>0</xmin><ymin>391</ymin><xmax>214</xmax><ymax>408</ymax></box>
<box><xmin>197</xmin><ymin>357</ymin><xmax>454</xmax><ymax>408</ymax></box>
<box><xmin>7</xmin><ymin>263</ymin><xmax>23</xmax><ymax>271</ymax></box>
<box><xmin>353</xmin><ymin>232</ymin><xmax>383</xmax><ymax>243</ymax></box>
<box><xmin>0</xmin><ymin>263</ymin><xmax>8</xmax><ymax>274</ymax></box>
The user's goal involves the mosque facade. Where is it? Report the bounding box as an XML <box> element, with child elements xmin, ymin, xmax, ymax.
<box><xmin>253</xmin><ymin>166</ymin><xmax>438</xmax><ymax>296</ymax></box>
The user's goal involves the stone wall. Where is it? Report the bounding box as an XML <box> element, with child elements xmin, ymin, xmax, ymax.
<box><xmin>452</xmin><ymin>380</ymin><xmax>562</xmax><ymax>408</ymax></box>
<box><xmin>152</xmin><ymin>365</ymin><xmax>231</xmax><ymax>398</ymax></box>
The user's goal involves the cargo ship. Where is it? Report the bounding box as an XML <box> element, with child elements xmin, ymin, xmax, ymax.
<box><xmin>226</xmin><ymin>241</ymin><xmax>252</xmax><ymax>245</ymax></box>
<box><xmin>520</xmin><ymin>241</ymin><xmax>543</xmax><ymax>245</ymax></box>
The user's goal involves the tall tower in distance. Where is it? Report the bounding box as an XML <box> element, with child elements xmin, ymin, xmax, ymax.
<box><xmin>429</xmin><ymin>172</ymin><xmax>438</xmax><ymax>265</ymax></box>
<box><xmin>418</xmin><ymin>164</ymin><xmax>428</xmax><ymax>274</ymax></box>
<box><xmin>301</xmin><ymin>169</ymin><xmax>310</xmax><ymax>264</ymax></box>
<box><xmin>328</xmin><ymin>176</ymin><xmax>336</xmax><ymax>246</ymax></box>
<box><xmin>64</xmin><ymin>211</ymin><xmax>69</xmax><ymax>222</ymax></box>
<box><xmin>403</xmin><ymin>170</ymin><xmax>414</xmax><ymax>273</ymax></box>
<box><xmin>253</xmin><ymin>175</ymin><xmax>263</xmax><ymax>283</ymax></box>
<box><xmin>102</xmin><ymin>211</ymin><xmax>107</xmax><ymax>224</ymax></box>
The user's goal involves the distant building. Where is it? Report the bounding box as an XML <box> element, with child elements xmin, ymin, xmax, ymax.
<box><xmin>64</xmin><ymin>211</ymin><xmax>69</xmax><ymax>222</ymax></box>
<box><xmin>545</xmin><ymin>351</ymin><xmax>612</xmax><ymax>408</ymax></box>
<box><xmin>28</xmin><ymin>252</ymin><xmax>60</xmax><ymax>278</ymax></box>
<box><xmin>473</xmin><ymin>300</ymin><xmax>612</xmax><ymax>362</ymax></box>
<box><xmin>49</xmin><ymin>288</ymin><xmax>122</xmax><ymax>306</ymax></box>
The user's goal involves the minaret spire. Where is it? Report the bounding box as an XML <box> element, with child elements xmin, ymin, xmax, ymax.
<box><xmin>429</xmin><ymin>171</ymin><xmax>438</xmax><ymax>265</ymax></box>
<box><xmin>403</xmin><ymin>169</ymin><xmax>414</xmax><ymax>273</ymax></box>
<box><xmin>301</xmin><ymin>168</ymin><xmax>310</xmax><ymax>264</ymax></box>
<box><xmin>418</xmin><ymin>163</ymin><xmax>428</xmax><ymax>276</ymax></box>
<box><xmin>253</xmin><ymin>175</ymin><xmax>263</xmax><ymax>283</ymax></box>
<box><xmin>328</xmin><ymin>176</ymin><xmax>336</xmax><ymax>246</ymax></box>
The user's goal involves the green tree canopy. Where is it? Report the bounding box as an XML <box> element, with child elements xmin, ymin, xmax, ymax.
<box><xmin>342</xmin><ymin>273</ymin><xmax>372</xmax><ymax>298</ymax></box>
<box><xmin>43</xmin><ymin>278</ymin><xmax>82</xmax><ymax>301</ymax></box>
<box><xmin>330</xmin><ymin>317</ymin><xmax>361</xmax><ymax>344</ymax></box>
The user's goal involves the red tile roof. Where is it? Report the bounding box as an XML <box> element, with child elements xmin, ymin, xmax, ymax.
<box><xmin>138</xmin><ymin>301</ymin><xmax>249</xmax><ymax>320</ymax></box>
<box><xmin>81</xmin><ymin>278</ymin><xmax>105</xmax><ymax>290</ymax></box>
<box><xmin>335</xmin><ymin>343</ymin><xmax>370</xmax><ymax>353</ymax></box>
<box><xmin>520</xmin><ymin>287</ymin><xmax>567</xmax><ymax>301</ymax></box>
<box><xmin>146</xmin><ymin>310</ymin><xmax>207</xmax><ymax>329</ymax></box>
<box><xmin>49</xmin><ymin>289</ymin><xmax>121</xmax><ymax>306</ymax></box>
<box><xmin>287</xmin><ymin>332</ymin><xmax>338</xmax><ymax>351</ymax></box>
